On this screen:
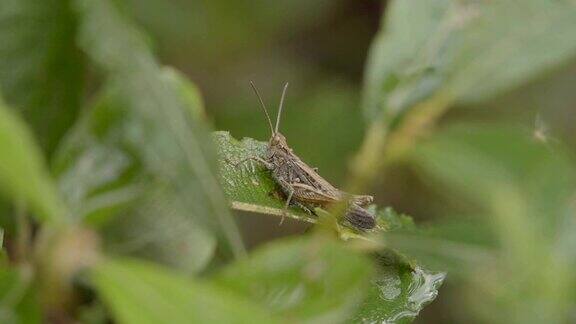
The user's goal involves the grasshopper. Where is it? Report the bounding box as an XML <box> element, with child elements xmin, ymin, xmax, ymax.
<box><xmin>236</xmin><ymin>81</ymin><xmax>376</xmax><ymax>230</ymax></box>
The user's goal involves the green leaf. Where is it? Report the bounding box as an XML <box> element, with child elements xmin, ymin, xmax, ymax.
<box><xmin>404</xmin><ymin>124</ymin><xmax>576</xmax><ymax>322</ymax></box>
<box><xmin>412</xmin><ymin>125</ymin><xmax>576</xmax><ymax>265</ymax></box>
<box><xmin>0</xmin><ymin>97</ymin><xmax>67</xmax><ymax>224</ymax></box>
<box><xmin>373</xmin><ymin>206</ymin><xmax>415</xmax><ymax>232</ymax></box>
<box><xmin>0</xmin><ymin>266</ymin><xmax>41</xmax><ymax>324</ymax></box>
<box><xmin>414</xmin><ymin>125</ymin><xmax>576</xmax><ymax>237</ymax></box>
<box><xmin>54</xmin><ymin>74</ymin><xmax>216</xmax><ymax>273</ymax></box>
<box><xmin>213</xmin><ymin>131</ymin><xmax>316</xmax><ymax>223</ymax></box>
<box><xmin>350</xmin><ymin>253</ymin><xmax>445</xmax><ymax>324</ymax></box>
<box><xmin>214</xmin><ymin>237</ymin><xmax>373</xmax><ymax>323</ymax></box>
<box><xmin>355</xmin><ymin>209</ymin><xmax>444</xmax><ymax>324</ymax></box>
<box><xmin>363</xmin><ymin>0</ymin><xmax>576</xmax><ymax>123</ymax></box>
<box><xmin>446</xmin><ymin>1</ymin><xmax>576</xmax><ymax>103</ymax></box>
<box><xmin>0</xmin><ymin>0</ymin><xmax>84</xmax><ymax>154</ymax></box>
<box><xmin>163</xmin><ymin>69</ymin><xmax>206</xmax><ymax>120</ymax></box>
<box><xmin>362</xmin><ymin>0</ymin><xmax>450</xmax><ymax>122</ymax></box>
<box><xmin>91</xmin><ymin>258</ymin><xmax>279</xmax><ymax>324</ymax></box>
<box><xmin>65</xmin><ymin>0</ymin><xmax>244</xmax><ymax>258</ymax></box>
<box><xmin>381</xmin><ymin>220</ymin><xmax>498</xmax><ymax>275</ymax></box>
<box><xmin>102</xmin><ymin>187</ymin><xmax>217</xmax><ymax>275</ymax></box>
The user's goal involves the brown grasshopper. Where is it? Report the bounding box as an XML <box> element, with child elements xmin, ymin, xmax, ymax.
<box><xmin>236</xmin><ymin>81</ymin><xmax>376</xmax><ymax>230</ymax></box>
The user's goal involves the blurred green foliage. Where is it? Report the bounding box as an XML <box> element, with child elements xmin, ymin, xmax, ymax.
<box><xmin>0</xmin><ymin>97</ymin><xmax>68</xmax><ymax>224</ymax></box>
<box><xmin>364</xmin><ymin>0</ymin><xmax>576</xmax><ymax>123</ymax></box>
<box><xmin>389</xmin><ymin>125</ymin><xmax>576</xmax><ymax>323</ymax></box>
<box><xmin>214</xmin><ymin>237</ymin><xmax>373</xmax><ymax>322</ymax></box>
<box><xmin>91</xmin><ymin>258</ymin><xmax>278</xmax><ymax>324</ymax></box>
<box><xmin>0</xmin><ymin>0</ymin><xmax>575</xmax><ymax>323</ymax></box>
<box><xmin>0</xmin><ymin>0</ymin><xmax>84</xmax><ymax>155</ymax></box>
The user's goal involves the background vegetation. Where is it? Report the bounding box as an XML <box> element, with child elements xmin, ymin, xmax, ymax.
<box><xmin>0</xmin><ymin>0</ymin><xmax>575</xmax><ymax>323</ymax></box>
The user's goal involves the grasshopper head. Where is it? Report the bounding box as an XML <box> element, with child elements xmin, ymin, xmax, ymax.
<box><xmin>269</xmin><ymin>132</ymin><xmax>288</xmax><ymax>148</ymax></box>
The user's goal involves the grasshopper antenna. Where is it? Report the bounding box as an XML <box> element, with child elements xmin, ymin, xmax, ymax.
<box><xmin>250</xmin><ymin>81</ymin><xmax>274</xmax><ymax>135</ymax></box>
<box><xmin>275</xmin><ymin>82</ymin><xmax>289</xmax><ymax>133</ymax></box>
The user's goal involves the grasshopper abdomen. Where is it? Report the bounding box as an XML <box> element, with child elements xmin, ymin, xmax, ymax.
<box><xmin>345</xmin><ymin>204</ymin><xmax>376</xmax><ymax>230</ymax></box>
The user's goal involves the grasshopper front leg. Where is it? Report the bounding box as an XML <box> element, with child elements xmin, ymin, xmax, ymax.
<box><xmin>233</xmin><ymin>156</ymin><xmax>274</xmax><ymax>170</ymax></box>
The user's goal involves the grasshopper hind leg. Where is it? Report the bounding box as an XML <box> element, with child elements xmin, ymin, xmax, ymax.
<box><xmin>275</xmin><ymin>178</ymin><xmax>316</xmax><ymax>224</ymax></box>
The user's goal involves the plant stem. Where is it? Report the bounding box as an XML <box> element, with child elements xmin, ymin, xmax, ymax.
<box><xmin>15</xmin><ymin>198</ymin><xmax>31</xmax><ymax>263</ymax></box>
<box><xmin>347</xmin><ymin>91</ymin><xmax>454</xmax><ymax>195</ymax></box>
